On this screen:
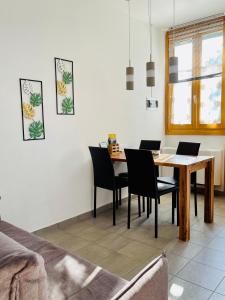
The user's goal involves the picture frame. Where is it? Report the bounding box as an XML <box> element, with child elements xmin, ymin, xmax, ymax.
<box><xmin>20</xmin><ymin>78</ymin><xmax>45</xmax><ymax>141</ymax></box>
<box><xmin>54</xmin><ymin>57</ymin><xmax>75</xmax><ymax>115</ymax></box>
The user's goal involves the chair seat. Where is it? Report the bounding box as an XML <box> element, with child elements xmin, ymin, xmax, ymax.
<box><xmin>115</xmin><ymin>176</ymin><xmax>128</xmax><ymax>189</ymax></box>
<box><xmin>158</xmin><ymin>173</ymin><xmax>196</xmax><ymax>186</ymax></box>
<box><xmin>119</xmin><ymin>172</ymin><xmax>128</xmax><ymax>177</ymax></box>
<box><xmin>157</xmin><ymin>182</ymin><xmax>178</xmax><ymax>196</ymax></box>
<box><xmin>157</xmin><ymin>176</ymin><xmax>178</xmax><ymax>186</ymax></box>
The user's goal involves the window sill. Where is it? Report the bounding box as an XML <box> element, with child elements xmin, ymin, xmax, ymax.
<box><xmin>165</xmin><ymin>128</ymin><xmax>225</xmax><ymax>135</ymax></box>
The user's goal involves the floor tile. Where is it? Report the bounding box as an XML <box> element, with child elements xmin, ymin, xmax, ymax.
<box><xmin>99</xmin><ymin>252</ymin><xmax>143</xmax><ymax>278</ymax></box>
<box><xmin>118</xmin><ymin>240</ymin><xmax>160</xmax><ymax>261</ymax></box>
<box><xmin>72</xmin><ymin>244</ymin><xmax>114</xmax><ymax>265</ymax></box>
<box><xmin>216</xmin><ymin>278</ymin><xmax>225</xmax><ymax>296</ymax></box>
<box><xmin>177</xmin><ymin>261</ymin><xmax>225</xmax><ymax>290</ymax></box>
<box><xmin>194</xmin><ymin>248</ymin><xmax>225</xmax><ymax>271</ymax></box>
<box><xmin>190</xmin><ymin>229</ymin><xmax>215</xmax><ymax>246</ymax></box>
<box><xmin>73</xmin><ymin>226</ymin><xmax>109</xmax><ymax>241</ymax></box>
<box><xmin>210</xmin><ymin>293</ymin><xmax>225</xmax><ymax>300</ymax></box>
<box><xmin>169</xmin><ymin>277</ymin><xmax>212</xmax><ymax>300</ymax></box>
<box><xmin>192</xmin><ymin>222</ymin><xmax>223</xmax><ymax>235</ymax></box>
<box><xmin>97</xmin><ymin>233</ymin><xmax>131</xmax><ymax>251</ymax></box>
<box><xmin>166</xmin><ymin>239</ymin><xmax>203</xmax><ymax>259</ymax></box>
<box><xmin>167</xmin><ymin>253</ymin><xmax>189</xmax><ymax>275</ymax></box>
<box><xmin>207</xmin><ymin>237</ymin><xmax>225</xmax><ymax>252</ymax></box>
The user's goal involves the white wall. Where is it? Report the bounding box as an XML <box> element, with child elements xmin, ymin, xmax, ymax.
<box><xmin>0</xmin><ymin>0</ymin><xmax>165</xmax><ymax>231</ymax></box>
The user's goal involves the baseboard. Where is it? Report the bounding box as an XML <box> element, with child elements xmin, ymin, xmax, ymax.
<box><xmin>193</xmin><ymin>185</ymin><xmax>225</xmax><ymax>197</ymax></box>
<box><xmin>34</xmin><ymin>189</ymin><xmax>224</xmax><ymax>234</ymax></box>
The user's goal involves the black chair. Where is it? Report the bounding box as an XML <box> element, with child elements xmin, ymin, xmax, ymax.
<box><xmin>120</xmin><ymin>140</ymin><xmax>161</xmax><ymax>212</ymax></box>
<box><xmin>89</xmin><ymin>147</ymin><xmax>128</xmax><ymax>226</ymax></box>
<box><xmin>158</xmin><ymin>142</ymin><xmax>200</xmax><ymax>217</ymax></box>
<box><xmin>125</xmin><ymin>149</ymin><xmax>178</xmax><ymax>238</ymax></box>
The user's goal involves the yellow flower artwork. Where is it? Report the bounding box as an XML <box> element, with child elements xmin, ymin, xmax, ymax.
<box><xmin>23</xmin><ymin>103</ymin><xmax>35</xmax><ymax>119</ymax></box>
<box><xmin>57</xmin><ymin>80</ymin><xmax>67</xmax><ymax>96</ymax></box>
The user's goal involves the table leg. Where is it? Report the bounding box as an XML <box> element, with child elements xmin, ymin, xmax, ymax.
<box><xmin>204</xmin><ymin>158</ymin><xmax>214</xmax><ymax>223</ymax></box>
<box><xmin>179</xmin><ymin>166</ymin><xmax>190</xmax><ymax>241</ymax></box>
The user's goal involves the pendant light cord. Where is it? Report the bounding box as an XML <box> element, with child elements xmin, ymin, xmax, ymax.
<box><xmin>128</xmin><ymin>0</ymin><xmax>131</xmax><ymax>67</ymax></box>
<box><xmin>148</xmin><ymin>0</ymin><xmax>152</xmax><ymax>61</ymax></box>
<box><xmin>173</xmin><ymin>0</ymin><xmax>175</xmax><ymax>28</ymax></box>
<box><xmin>148</xmin><ymin>0</ymin><xmax>153</xmax><ymax>97</ymax></box>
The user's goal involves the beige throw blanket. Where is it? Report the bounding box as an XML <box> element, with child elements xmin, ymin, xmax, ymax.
<box><xmin>0</xmin><ymin>232</ymin><xmax>48</xmax><ymax>300</ymax></box>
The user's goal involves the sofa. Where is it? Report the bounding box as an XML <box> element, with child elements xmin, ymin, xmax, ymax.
<box><xmin>0</xmin><ymin>220</ymin><xmax>168</xmax><ymax>300</ymax></box>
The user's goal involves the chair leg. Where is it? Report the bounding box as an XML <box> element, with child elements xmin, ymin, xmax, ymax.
<box><xmin>116</xmin><ymin>189</ymin><xmax>119</xmax><ymax>209</ymax></box>
<box><xmin>150</xmin><ymin>198</ymin><xmax>152</xmax><ymax>214</ymax></box>
<box><xmin>119</xmin><ymin>188</ymin><xmax>122</xmax><ymax>205</ymax></box>
<box><xmin>147</xmin><ymin>197</ymin><xmax>150</xmax><ymax>218</ymax></box>
<box><xmin>113</xmin><ymin>190</ymin><xmax>116</xmax><ymax>226</ymax></box>
<box><xmin>94</xmin><ymin>186</ymin><xmax>97</xmax><ymax>218</ymax></box>
<box><xmin>127</xmin><ymin>193</ymin><xmax>131</xmax><ymax>229</ymax></box>
<box><xmin>194</xmin><ymin>181</ymin><xmax>197</xmax><ymax>216</ymax></box>
<box><xmin>138</xmin><ymin>195</ymin><xmax>141</xmax><ymax>217</ymax></box>
<box><xmin>142</xmin><ymin>196</ymin><xmax>145</xmax><ymax>212</ymax></box>
<box><xmin>172</xmin><ymin>191</ymin><xmax>176</xmax><ymax>224</ymax></box>
<box><xmin>158</xmin><ymin>197</ymin><xmax>160</xmax><ymax>204</ymax></box>
<box><xmin>177</xmin><ymin>191</ymin><xmax>179</xmax><ymax>226</ymax></box>
<box><xmin>155</xmin><ymin>198</ymin><xmax>158</xmax><ymax>238</ymax></box>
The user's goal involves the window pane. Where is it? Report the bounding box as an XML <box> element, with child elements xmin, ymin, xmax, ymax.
<box><xmin>200</xmin><ymin>77</ymin><xmax>222</xmax><ymax>124</ymax></box>
<box><xmin>172</xmin><ymin>82</ymin><xmax>192</xmax><ymax>125</ymax></box>
<box><xmin>201</xmin><ymin>32</ymin><xmax>223</xmax><ymax>76</ymax></box>
<box><xmin>175</xmin><ymin>41</ymin><xmax>193</xmax><ymax>81</ymax></box>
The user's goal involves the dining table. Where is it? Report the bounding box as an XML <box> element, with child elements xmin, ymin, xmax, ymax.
<box><xmin>111</xmin><ymin>152</ymin><xmax>215</xmax><ymax>242</ymax></box>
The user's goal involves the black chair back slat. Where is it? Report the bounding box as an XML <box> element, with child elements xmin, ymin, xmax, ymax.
<box><xmin>139</xmin><ymin>140</ymin><xmax>161</xmax><ymax>151</ymax></box>
<box><xmin>125</xmin><ymin>149</ymin><xmax>158</xmax><ymax>198</ymax></box>
<box><xmin>176</xmin><ymin>142</ymin><xmax>200</xmax><ymax>156</ymax></box>
<box><xmin>139</xmin><ymin>140</ymin><xmax>161</xmax><ymax>177</ymax></box>
<box><xmin>174</xmin><ymin>142</ymin><xmax>201</xmax><ymax>180</ymax></box>
<box><xmin>89</xmin><ymin>147</ymin><xmax>115</xmax><ymax>190</ymax></box>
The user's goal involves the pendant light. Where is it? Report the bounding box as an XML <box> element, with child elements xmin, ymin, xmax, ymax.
<box><xmin>126</xmin><ymin>0</ymin><xmax>134</xmax><ymax>90</ymax></box>
<box><xmin>146</xmin><ymin>0</ymin><xmax>155</xmax><ymax>88</ymax></box>
<box><xmin>169</xmin><ymin>0</ymin><xmax>178</xmax><ymax>83</ymax></box>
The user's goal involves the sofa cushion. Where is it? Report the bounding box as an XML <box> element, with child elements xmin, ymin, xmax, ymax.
<box><xmin>0</xmin><ymin>221</ymin><xmax>127</xmax><ymax>300</ymax></box>
<box><xmin>111</xmin><ymin>253</ymin><xmax>168</xmax><ymax>300</ymax></box>
<box><xmin>0</xmin><ymin>232</ymin><xmax>48</xmax><ymax>300</ymax></box>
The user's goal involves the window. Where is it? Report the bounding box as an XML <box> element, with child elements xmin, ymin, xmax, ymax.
<box><xmin>165</xmin><ymin>17</ymin><xmax>225</xmax><ymax>135</ymax></box>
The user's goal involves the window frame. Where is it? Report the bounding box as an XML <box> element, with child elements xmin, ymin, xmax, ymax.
<box><xmin>165</xmin><ymin>20</ymin><xmax>225</xmax><ymax>135</ymax></box>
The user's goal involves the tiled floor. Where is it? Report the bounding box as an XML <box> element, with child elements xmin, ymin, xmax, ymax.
<box><xmin>35</xmin><ymin>194</ymin><xmax>225</xmax><ymax>300</ymax></box>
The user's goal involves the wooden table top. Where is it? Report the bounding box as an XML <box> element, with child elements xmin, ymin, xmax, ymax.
<box><xmin>111</xmin><ymin>152</ymin><xmax>214</xmax><ymax>168</ymax></box>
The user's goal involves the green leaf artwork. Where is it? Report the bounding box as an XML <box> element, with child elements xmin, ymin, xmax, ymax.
<box><xmin>62</xmin><ymin>97</ymin><xmax>73</xmax><ymax>114</ymax></box>
<box><xmin>63</xmin><ymin>72</ymin><xmax>73</xmax><ymax>84</ymax></box>
<box><xmin>29</xmin><ymin>121</ymin><xmax>44</xmax><ymax>139</ymax></box>
<box><xmin>30</xmin><ymin>93</ymin><xmax>42</xmax><ymax>107</ymax></box>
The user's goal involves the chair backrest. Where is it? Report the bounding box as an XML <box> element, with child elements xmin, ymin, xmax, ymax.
<box><xmin>89</xmin><ymin>147</ymin><xmax>115</xmax><ymax>190</ymax></box>
<box><xmin>125</xmin><ymin>148</ymin><xmax>158</xmax><ymax>198</ymax></box>
<box><xmin>176</xmin><ymin>142</ymin><xmax>200</xmax><ymax>156</ymax></box>
<box><xmin>174</xmin><ymin>142</ymin><xmax>201</xmax><ymax>180</ymax></box>
<box><xmin>139</xmin><ymin>140</ymin><xmax>161</xmax><ymax>151</ymax></box>
<box><xmin>139</xmin><ymin>140</ymin><xmax>161</xmax><ymax>177</ymax></box>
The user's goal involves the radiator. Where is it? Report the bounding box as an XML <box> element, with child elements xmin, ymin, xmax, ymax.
<box><xmin>161</xmin><ymin>147</ymin><xmax>224</xmax><ymax>186</ymax></box>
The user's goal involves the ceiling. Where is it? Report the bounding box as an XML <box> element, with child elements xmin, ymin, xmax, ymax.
<box><xmin>121</xmin><ymin>0</ymin><xmax>225</xmax><ymax>29</ymax></box>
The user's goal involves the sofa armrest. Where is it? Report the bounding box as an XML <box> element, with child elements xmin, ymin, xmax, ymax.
<box><xmin>111</xmin><ymin>253</ymin><xmax>168</xmax><ymax>300</ymax></box>
<box><xmin>0</xmin><ymin>232</ymin><xmax>48</xmax><ymax>300</ymax></box>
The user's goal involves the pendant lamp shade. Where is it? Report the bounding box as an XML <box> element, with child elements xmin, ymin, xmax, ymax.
<box><xmin>169</xmin><ymin>56</ymin><xmax>178</xmax><ymax>83</ymax></box>
<box><xmin>169</xmin><ymin>0</ymin><xmax>178</xmax><ymax>84</ymax></box>
<box><xmin>146</xmin><ymin>61</ymin><xmax>155</xmax><ymax>87</ymax></box>
<box><xmin>126</xmin><ymin>0</ymin><xmax>134</xmax><ymax>90</ymax></box>
<box><xmin>146</xmin><ymin>0</ymin><xmax>155</xmax><ymax>87</ymax></box>
<box><xmin>126</xmin><ymin>66</ymin><xmax>134</xmax><ymax>90</ymax></box>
